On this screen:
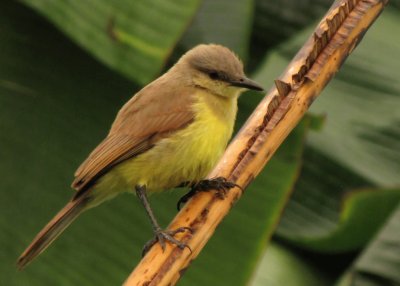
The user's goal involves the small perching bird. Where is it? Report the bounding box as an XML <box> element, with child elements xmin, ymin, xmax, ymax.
<box><xmin>17</xmin><ymin>44</ymin><xmax>264</xmax><ymax>269</ymax></box>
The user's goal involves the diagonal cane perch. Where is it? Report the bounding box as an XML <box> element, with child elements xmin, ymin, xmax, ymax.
<box><xmin>124</xmin><ymin>0</ymin><xmax>389</xmax><ymax>285</ymax></box>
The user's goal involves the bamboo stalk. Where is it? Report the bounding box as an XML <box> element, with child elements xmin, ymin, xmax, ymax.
<box><xmin>124</xmin><ymin>0</ymin><xmax>388</xmax><ymax>285</ymax></box>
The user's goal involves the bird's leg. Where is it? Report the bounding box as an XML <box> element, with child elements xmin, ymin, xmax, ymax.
<box><xmin>177</xmin><ymin>177</ymin><xmax>242</xmax><ymax>210</ymax></box>
<box><xmin>135</xmin><ymin>185</ymin><xmax>192</xmax><ymax>256</ymax></box>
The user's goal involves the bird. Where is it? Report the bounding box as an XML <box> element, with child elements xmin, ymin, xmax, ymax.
<box><xmin>17</xmin><ymin>44</ymin><xmax>264</xmax><ymax>269</ymax></box>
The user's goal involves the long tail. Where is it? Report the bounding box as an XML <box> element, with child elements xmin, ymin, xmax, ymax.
<box><xmin>17</xmin><ymin>196</ymin><xmax>90</xmax><ymax>270</ymax></box>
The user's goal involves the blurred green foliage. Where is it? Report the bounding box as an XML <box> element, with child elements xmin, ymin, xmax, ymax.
<box><xmin>1</xmin><ymin>1</ymin><xmax>399</xmax><ymax>285</ymax></box>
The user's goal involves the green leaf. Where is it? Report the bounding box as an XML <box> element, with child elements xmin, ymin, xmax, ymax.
<box><xmin>276</xmin><ymin>148</ymin><xmax>400</xmax><ymax>252</ymax></box>
<box><xmin>20</xmin><ymin>0</ymin><xmax>200</xmax><ymax>85</ymax></box>
<box><xmin>279</xmin><ymin>178</ymin><xmax>400</xmax><ymax>252</ymax></box>
<box><xmin>0</xmin><ymin>3</ymin><xmax>138</xmax><ymax>285</ymax></box>
<box><xmin>251</xmin><ymin>0</ymin><xmax>328</xmax><ymax>50</ymax></box>
<box><xmin>173</xmin><ymin>0</ymin><xmax>253</xmax><ymax>64</ymax></box>
<box><xmin>337</xmin><ymin>203</ymin><xmax>400</xmax><ymax>286</ymax></box>
<box><xmin>249</xmin><ymin>242</ymin><xmax>329</xmax><ymax>286</ymax></box>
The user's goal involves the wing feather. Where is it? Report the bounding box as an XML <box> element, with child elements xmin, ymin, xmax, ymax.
<box><xmin>72</xmin><ymin>79</ymin><xmax>196</xmax><ymax>193</ymax></box>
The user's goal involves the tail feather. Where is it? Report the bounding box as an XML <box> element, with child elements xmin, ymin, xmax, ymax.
<box><xmin>17</xmin><ymin>196</ymin><xmax>90</xmax><ymax>270</ymax></box>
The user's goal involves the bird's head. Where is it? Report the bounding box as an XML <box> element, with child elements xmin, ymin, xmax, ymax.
<box><xmin>177</xmin><ymin>44</ymin><xmax>264</xmax><ymax>97</ymax></box>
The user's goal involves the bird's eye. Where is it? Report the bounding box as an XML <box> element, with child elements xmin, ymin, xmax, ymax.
<box><xmin>208</xmin><ymin>71</ymin><xmax>219</xmax><ymax>80</ymax></box>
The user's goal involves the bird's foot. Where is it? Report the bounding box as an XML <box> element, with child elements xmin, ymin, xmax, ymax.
<box><xmin>142</xmin><ymin>227</ymin><xmax>192</xmax><ymax>256</ymax></box>
<box><xmin>177</xmin><ymin>177</ymin><xmax>242</xmax><ymax>210</ymax></box>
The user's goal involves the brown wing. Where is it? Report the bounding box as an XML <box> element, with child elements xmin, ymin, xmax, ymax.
<box><xmin>71</xmin><ymin>78</ymin><xmax>196</xmax><ymax>193</ymax></box>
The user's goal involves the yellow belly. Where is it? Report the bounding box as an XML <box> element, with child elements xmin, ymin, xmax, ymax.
<box><xmin>91</xmin><ymin>89</ymin><xmax>238</xmax><ymax>203</ymax></box>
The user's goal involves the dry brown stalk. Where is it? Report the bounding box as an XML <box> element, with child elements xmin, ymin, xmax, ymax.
<box><xmin>124</xmin><ymin>0</ymin><xmax>388</xmax><ymax>285</ymax></box>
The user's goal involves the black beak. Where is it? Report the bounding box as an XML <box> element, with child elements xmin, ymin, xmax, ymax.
<box><xmin>230</xmin><ymin>77</ymin><xmax>264</xmax><ymax>91</ymax></box>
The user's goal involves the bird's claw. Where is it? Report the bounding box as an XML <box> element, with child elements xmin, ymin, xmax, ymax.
<box><xmin>142</xmin><ymin>227</ymin><xmax>192</xmax><ymax>256</ymax></box>
<box><xmin>177</xmin><ymin>177</ymin><xmax>242</xmax><ymax>210</ymax></box>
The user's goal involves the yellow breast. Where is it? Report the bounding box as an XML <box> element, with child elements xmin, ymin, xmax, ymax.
<box><xmin>94</xmin><ymin>88</ymin><xmax>238</xmax><ymax>199</ymax></box>
<box><xmin>176</xmin><ymin>88</ymin><xmax>239</xmax><ymax>184</ymax></box>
